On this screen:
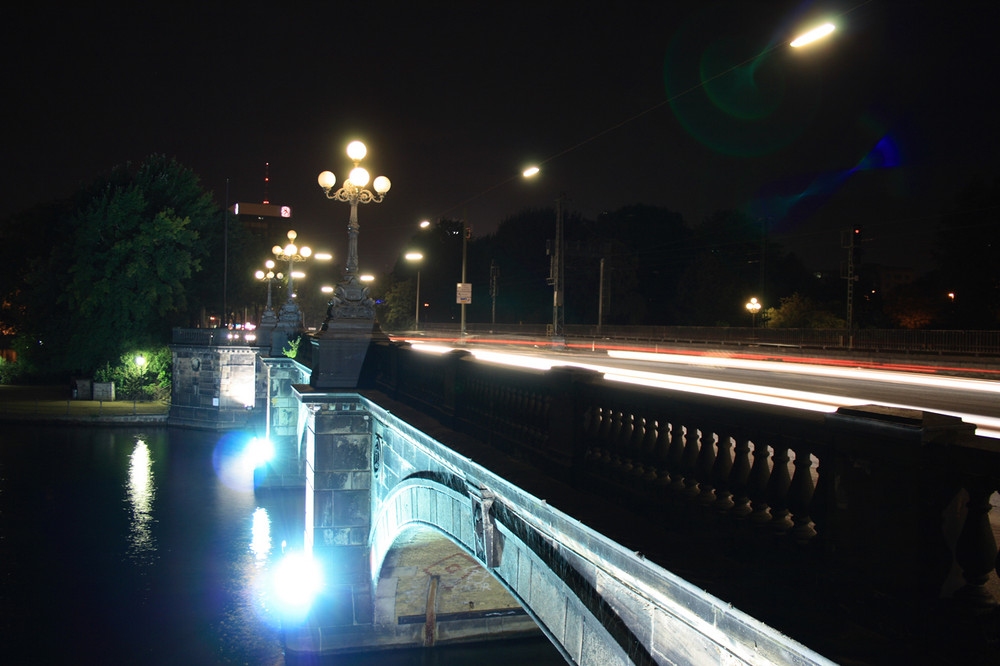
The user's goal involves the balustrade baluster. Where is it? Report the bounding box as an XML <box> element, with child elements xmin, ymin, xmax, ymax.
<box><xmin>729</xmin><ymin>434</ymin><xmax>753</xmax><ymax>518</ymax></box>
<box><xmin>627</xmin><ymin>414</ymin><xmax>649</xmax><ymax>480</ymax></box>
<box><xmin>711</xmin><ymin>433</ymin><xmax>735</xmax><ymax>512</ymax></box>
<box><xmin>765</xmin><ymin>442</ymin><xmax>793</xmax><ymax>533</ymax></box>
<box><xmin>787</xmin><ymin>446</ymin><xmax>817</xmax><ymax>543</ymax></box>
<box><xmin>653</xmin><ymin>419</ymin><xmax>673</xmax><ymax>489</ymax></box>
<box><xmin>607</xmin><ymin>409</ymin><xmax>625</xmax><ymax>470</ymax></box>
<box><xmin>640</xmin><ymin>418</ymin><xmax>660</xmax><ymax>484</ymax></box>
<box><xmin>681</xmin><ymin>428</ymin><xmax>702</xmax><ymax>499</ymax></box>
<box><xmin>668</xmin><ymin>424</ymin><xmax>687</xmax><ymax>494</ymax></box>
<box><xmin>747</xmin><ymin>439</ymin><xmax>773</xmax><ymax>525</ymax></box>
<box><xmin>616</xmin><ymin>410</ymin><xmax>635</xmax><ymax>477</ymax></box>
<box><xmin>696</xmin><ymin>431</ymin><xmax>718</xmax><ymax>506</ymax></box>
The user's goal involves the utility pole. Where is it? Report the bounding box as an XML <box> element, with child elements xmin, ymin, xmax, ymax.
<box><xmin>547</xmin><ymin>194</ymin><xmax>566</xmax><ymax>338</ymax></box>
<box><xmin>598</xmin><ymin>257</ymin><xmax>605</xmax><ymax>335</ymax></box>
<box><xmin>842</xmin><ymin>226</ymin><xmax>861</xmax><ymax>347</ymax></box>
<box><xmin>460</xmin><ymin>220</ymin><xmax>469</xmax><ymax>336</ymax></box>
<box><xmin>489</xmin><ymin>260</ymin><xmax>499</xmax><ymax>327</ymax></box>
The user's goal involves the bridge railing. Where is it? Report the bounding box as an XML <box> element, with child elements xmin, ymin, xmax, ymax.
<box><xmin>403</xmin><ymin>323</ymin><xmax>1000</xmax><ymax>355</ymax></box>
<box><xmin>370</xmin><ymin>340</ymin><xmax>1000</xmax><ymax>653</ymax></box>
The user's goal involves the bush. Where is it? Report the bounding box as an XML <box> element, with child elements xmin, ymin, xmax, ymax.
<box><xmin>93</xmin><ymin>346</ymin><xmax>171</xmax><ymax>400</ymax></box>
<box><xmin>0</xmin><ymin>357</ymin><xmax>24</xmax><ymax>385</ymax></box>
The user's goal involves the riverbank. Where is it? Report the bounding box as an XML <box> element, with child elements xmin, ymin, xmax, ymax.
<box><xmin>0</xmin><ymin>385</ymin><xmax>169</xmax><ymax>425</ymax></box>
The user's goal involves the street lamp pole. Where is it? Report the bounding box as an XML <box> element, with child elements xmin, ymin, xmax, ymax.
<box><xmin>254</xmin><ymin>259</ymin><xmax>284</xmax><ymax>326</ymax></box>
<box><xmin>746</xmin><ymin>297</ymin><xmax>761</xmax><ymax>341</ymax></box>
<box><xmin>318</xmin><ymin>141</ymin><xmax>390</xmax><ymax>321</ymax></box>
<box><xmin>405</xmin><ymin>252</ymin><xmax>423</xmax><ymax>330</ymax></box>
<box><xmin>272</xmin><ymin>230</ymin><xmax>311</xmax><ymax>308</ymax></box>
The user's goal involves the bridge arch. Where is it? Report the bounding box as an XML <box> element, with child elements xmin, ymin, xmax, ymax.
<box><xmin>369</xmin><ymin>474</ymin><xmax>641</xmax><ymax>665</ymax></box>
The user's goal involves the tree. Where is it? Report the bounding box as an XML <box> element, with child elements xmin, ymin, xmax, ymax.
<box><xmin>12</xmin><ymin>155</ymin><xmax>218</xmax><ymax>376</ymax></box>
<box><xmin>764</xmin><ymin>293</ymin><xmax>845</xmax><ymax>328</ymax></box>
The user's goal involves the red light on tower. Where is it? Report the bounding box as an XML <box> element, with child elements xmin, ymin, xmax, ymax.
<box><xmin>263</xmin><ymin>162</ymin><xmax>270</xmax><ymax>205</ymax></box>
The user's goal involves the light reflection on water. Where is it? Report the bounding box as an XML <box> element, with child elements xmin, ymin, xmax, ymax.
<box><xmin>0</xmin><ymin>425</ymin><xmax>562</xmax><ymax>666</ymax></box>
<box><xmin>126</xmin><ymin>438</ymin><xmax>156</xmax><ymax>565</ymax></box>
<box><xmin>251</xmin><ymin>507</ymin><xmax>272</xmax><ymax>565</ymax></box>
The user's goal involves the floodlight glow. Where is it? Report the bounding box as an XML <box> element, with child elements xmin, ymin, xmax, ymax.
<box><xmin>291</xmin><ymin>271</ymin><xmax>306</xmax><ymax>279</ymax></box>
<box><xmin>314</xmin><ymin>252</ymin><xmax>333</xmax><ymax>261</ymax></box>
<box><xmin>360</xmin><ymin>274</ymin><xmax>375</xmax><ymax>282</ymax></box>
<box><xmin>405</xmin><ymin>252</ymin><xmax>423</xmax><ymax>261</ymax></box>
<box><xmin>321</xmin><ymin>285</ymin><xmax>334</xmax><ymax>293</ymax></box>
<box><xmin>523</xmin><ymin>166</ymin><xmax>540</xmax><ymax>178</ymax></box>
<box><xmin>273</xmin><ymin>551</ymin><xmax>323</xmax><ymax>611</ymax></box>
<box><xmin>791</xmin><ymin>22</ymin><xmax>835</xmax><ymax>47</ymax></box>
<box><xmin>419</xmin><ymin>220</ymin><xmax>431</xmax><ymax>228</ymax></box>
<box><xmin>246</xmin><ymin>437</ymin><xmax>274</xmax><ymax>467</ymax></box>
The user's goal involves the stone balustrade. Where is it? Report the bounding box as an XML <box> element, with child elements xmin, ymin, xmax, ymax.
<box><xmin>370</xmin><ymin>341</ymin><xmax>1000</xmax><ymax>661</ymax></box>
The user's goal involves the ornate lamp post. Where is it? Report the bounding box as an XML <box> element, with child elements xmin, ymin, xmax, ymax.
<box><xmin>271</xmin><ymin>230</ymin><xmax>311</xmax><ymax>328</ymax></box>
<box><xmin>254</xmin><ymin>259</ymin><xmax>284</xmax><ymax>326</ymax></box>
<box><xmin>746</xmin><ymin>297</ymin><xmax>762</xmax><ymax>339</ymax></box>
<box><xmin>317</xmin><ymin>141</ymin><xmax>390</xmax><ymax>320</ymax></box>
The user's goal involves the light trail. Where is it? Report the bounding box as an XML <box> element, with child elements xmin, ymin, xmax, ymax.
<box><xmin>405</xmin><ymin>340</ymin><xmax>1000</xmax><ymax>438</ymax></box>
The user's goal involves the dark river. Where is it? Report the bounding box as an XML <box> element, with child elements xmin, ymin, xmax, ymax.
<box><xmin>0</xmin><ymin>425</ymin><xmax>562</xmax><ymax>665</ymax></box>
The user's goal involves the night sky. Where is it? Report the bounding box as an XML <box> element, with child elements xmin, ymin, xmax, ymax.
<box><xmin>4</xmin><ymin>1</ymin><xmax>997</xmax><ymax>277</ymax></box>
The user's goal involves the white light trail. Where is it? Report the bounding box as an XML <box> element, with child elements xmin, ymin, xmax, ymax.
<box><xmin>400</xmin><ymin>341</ymin><xmax>1000</xmax><ymax>438</ymax></box>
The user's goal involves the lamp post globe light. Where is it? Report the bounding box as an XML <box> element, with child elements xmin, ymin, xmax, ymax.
<box><xmin>746</xmin><ymin>297</ymin><xmax>762</xmax><ymax>336</ymax></box>
<box><xmin>255</xmin><ymin>259</ymin><xmax>284</xmax><ymax>326</ymax></box>
<box><xmin>318</xmin><ymin>140</ymin><xmax>390</xmax><ymax>321</ymax></box>
<box><xmin>272</xmin><ymin>230</ymin><xmax>312</xmax><ymax>326</ymax></box>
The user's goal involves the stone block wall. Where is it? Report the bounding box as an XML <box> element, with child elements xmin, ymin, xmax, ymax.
<box><xmin>168</xmin><ymin>344</ymin><xmax>268</xmax><ymax>430</ymax></box>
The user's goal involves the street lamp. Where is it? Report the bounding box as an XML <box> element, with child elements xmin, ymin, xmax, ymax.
<box><xmin>790</xmin><ymin>23</ymin><xmax>835</xmax><ymax>48</ymax></box>
<box><xmin>746</xmin><ymin>297</ymin><xmax>762</xmax><ymax>337</ymax></box>
<box><xmin>318</xmin><ymin>141</ymin><xmax>391</xmax><ymax>282</ymax></box>
<box><xmin>522</xmin><ymin>166</ymin><xmax>565</xmax><ymax>339</ymax></box>
<box><xmin>254</xmin><ymin>259</ymin><xmax>284</xmax><ymax>325</ymax></box>
<box><xmin>272</xmin><ymin>230</ymin><xmax>311</xmax><ymax>306</ymax></box>
<box><xmin>405</xmin><ymin>252</ymin><xmax>423</xmax><ymax>329</ymax></box>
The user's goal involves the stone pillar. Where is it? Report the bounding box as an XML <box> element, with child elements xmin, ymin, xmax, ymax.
<box><xmin>825</xmin><ymin>405</ymin><xmax>978</xmax><ymax>600</ymax></box>
<box><xmin>292</xmin><ymin>387</ymin><xmax>375</xmax><ymax>651</ymax></box>
<box><xmin>309</xmin><ymin>318</ymin><xmax>379</xmax><ymax>390</ymax></box>
<box><xmin>168</xmin><ymin>343</ymin><xmax>267</xmax><ymax>430</ymax></box>
<box><xmin>257</xmin><ymin>358</ymin><xmax>310</xmax><ymax>487</ymax></box>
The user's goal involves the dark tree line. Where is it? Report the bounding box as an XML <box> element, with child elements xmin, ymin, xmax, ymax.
<box><xmin>377</xmin><ymin>178</ymin><xmax>1000</xmax><ymax>332</ymax></box>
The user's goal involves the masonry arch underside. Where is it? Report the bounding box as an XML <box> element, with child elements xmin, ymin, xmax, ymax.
<box><xmin>369</xmin><ymin>476</ymin><xmax>648</xmax><ymax>665</ymax></box>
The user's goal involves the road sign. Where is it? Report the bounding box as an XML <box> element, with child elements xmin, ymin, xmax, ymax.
<box><xmin>456</xmin><ymin>283</ymin><xmax>472</xmax><ymax>304</ymax></box>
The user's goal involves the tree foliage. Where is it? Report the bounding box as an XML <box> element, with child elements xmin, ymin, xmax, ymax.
<box><xmin>764</xmin><ymin>293</ymin><xmax>845</xmax><ymax>328</ymax></box>
<box><xmin>8</xmin><ymin>155</ymin><xmax>218</xmax><ymax>377</ymax></box>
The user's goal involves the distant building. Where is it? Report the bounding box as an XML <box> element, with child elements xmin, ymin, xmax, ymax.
<box><xmin>230</xmin><ymin>202</ymin><xmax>293</xmax><ymax>246</ymax></box>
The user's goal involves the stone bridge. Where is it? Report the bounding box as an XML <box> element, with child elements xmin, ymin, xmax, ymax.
<box><xmin>170</xmin><ymin>332</ymin><xmax>1000</xmax><ymax>664</ymax></box>
<box><xmin>283</xmin><ymin>387</ymin><xmax>833</xmax><ymax>665</ymax></box>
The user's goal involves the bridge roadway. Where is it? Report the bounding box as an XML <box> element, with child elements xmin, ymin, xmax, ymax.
<box><xmin>393</xmin><ymin>333</ymin><xmax>1000</xmax><ymax>438</ymax></box>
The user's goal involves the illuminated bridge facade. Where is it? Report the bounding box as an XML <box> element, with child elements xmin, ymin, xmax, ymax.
<box><xmin>169</xmin><ymin>332</ymin><xmax>1000</xmax><ymax>664</ymax></box>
